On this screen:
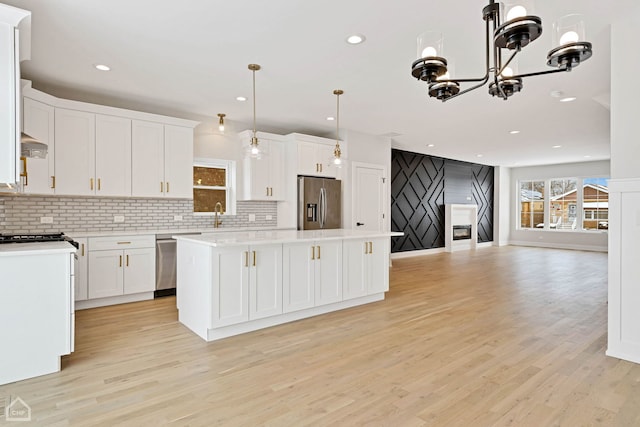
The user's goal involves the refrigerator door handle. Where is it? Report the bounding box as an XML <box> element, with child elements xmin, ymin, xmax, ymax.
<box><xmin>320</xmin><ymin>187</ymin><xmax>327</xmax><ymax>229</ymax></box>
<box><xmin>318</xmin><ymin>188</ymin><xmax>324</xmax><ymax>229</ymax></box>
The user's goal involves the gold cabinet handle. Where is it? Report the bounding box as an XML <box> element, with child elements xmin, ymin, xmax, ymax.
<box><xmin>369</xmin><ymin>242</ymin><xmax>373</xmax><ymax>254</ymax></box>
<box><xmin>98</xmin><ymin>178</ymin><xmax>101</xmax><ymax>191</ymax></box>
<box><xmin>90</xmin><ymin>178</ymin><xmax>94</xmax><ymax>190</ymax></box>
<box><xmin>51</xmin><ymin>176</ymin><xmax>55</xmax><ymax>189</ymax></box>
<box><xmin>160</xmin><ymin>182</ymin><xmax>164</xmax><ymax>193</ymax></box>
<box><xmin>20</xmin><ymin>156</ymin><xmax>28</xmax><ymax>186</ymax></box>
<box><xmin>364</xmin><ymin>242</ymin><xmax>369</xmax><ymax>254</ymax></box>
<box><xmin>119</xmin><ymin>255</ymin><xmax>122</xmax><ymax>267</ymax></box>
<box><xmin>166</xmin><ymin>182</ymin><xmax>170</xmax><ymax>193</ymax></box>
<box><xmin>317</xmin><ymin>245</ymin><xmax>321</xmax><ymax>259</ymax></box>
<box><xmin>81</xmin><ymin>243</ymin><xmax>85</xmax><ymax>257</ymax></box>
<box><xmin>244</xmin><ymin>251</ymin><xmax>249</xmax><ymax>267</ymax></box>
<box><xmin>266</xmin><ymin>187</ymin><xmax>269</xmax><ymax>196</ymax></box>
<box><xmin>311</xmin><ymin>246</ymin><xmax>315</xmax><ymax>260</ymax></box>
<box><xmin>252</xmin><ymin>251</ymin><xmax>256</xmax><ymax>267</ymax></box>
<box><xmin>117</xmin><ymin>241</ymin><xmax>131</xmax><ymax>245</ymax></box>
<box><xmin>126</xmin><ymin>254</ymin><xmax>129</xmax><ymax>267</ymax></box>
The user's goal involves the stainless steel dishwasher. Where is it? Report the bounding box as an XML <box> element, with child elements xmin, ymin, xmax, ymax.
<box><xmin>155</xmin><ymin>233</ymin><xmax>200</xmax><ymax>297</ymax></box>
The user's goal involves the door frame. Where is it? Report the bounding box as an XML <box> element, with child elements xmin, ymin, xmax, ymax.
<box><xmin>351</xmin><ymin>161</ymin><xmax>388</xmax><ymax>231</ymax></box>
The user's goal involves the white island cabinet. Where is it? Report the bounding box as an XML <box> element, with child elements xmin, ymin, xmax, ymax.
<box><xmin>175</xmin><ymin>229</ymin><xmax>401</xmax><ymax>342</ymax></box>
<box><xmin>0</xmin><ymin>242</ymin><xmax>76</xmax><ymax>385</ymax></box>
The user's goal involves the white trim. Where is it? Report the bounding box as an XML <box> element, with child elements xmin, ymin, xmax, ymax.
<box><xmin>391</xmin><ymin>247</ymin><xmax>446</xmax><ymax>259</ymax></box>
<box><xmin>75</xmin><ymin>292</ymin><xmax>154</xmax><ymax>310</ymax></box>
<box><xmin>508</xmin><ymin>240</ymin><xmax>608</xmax><ymax>252</ymax></box>
<box><xmin>193</xmin><ymin>158</ymin><xmax>237</xmax><ymax>215</ymax></box>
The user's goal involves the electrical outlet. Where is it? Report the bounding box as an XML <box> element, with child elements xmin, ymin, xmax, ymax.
<box><xmin>266</xmin><ymin>215</ymin><xmax>273</xmax><ymax>220</ymax></box>
<box><xmin>174</xmin><ymin>215</ymin><xmax>183</xmax><ymax>221</ymax></box>
<box><xmin>40</xmin><ymin>216</ymin><xmax>53</xmax><ymax>224</ymax></box>
<box><xmin>114</xmin><ymin>215</ymin><xmax>125</xmax><ymax>223</ymax></box>
<box><xmin>248</xmin><ymin>214</ymin><xmax>256</xmax><ymax>222</ymax></box>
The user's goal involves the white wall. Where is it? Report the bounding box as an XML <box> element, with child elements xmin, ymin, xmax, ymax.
<box><xmin>509</xmin><ymin>160</ymin><xmax>610</xmax><ymax>251</ymax></box>
<box><xmin>342</xmin><ymin>130</ymin><xmax>392</xmax><ymax>230</ymax></box>
<box><xmin>194</xmin><ymin>118</ymin><xmax>242</xmax><ymax>161</ymax></box>
<box><xmin>494</xmin><ymin>166</ymin><xmax>511</xmax><ymax>246</ymax></box>
<box><xmin>608</xmin><ymin>5</ymin><xmax>640</xmax><ymax>365</ymax></box>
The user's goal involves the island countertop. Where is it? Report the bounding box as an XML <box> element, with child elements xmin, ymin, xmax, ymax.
<box><xmin>173</xmin><ymin>229</ymin><xmax>403</xmax><ymax>247</ymax></box>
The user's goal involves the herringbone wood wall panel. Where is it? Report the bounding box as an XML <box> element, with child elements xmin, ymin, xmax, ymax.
<box><xmin>391</xmin><ymin>149</ymin><xmax>494</xmax><ymax>252</ymax></box>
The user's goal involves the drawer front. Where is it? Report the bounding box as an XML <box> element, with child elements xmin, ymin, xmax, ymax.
<box><xmin>89</xmin><ymin>235</ymin><xmax>155</xmax><ymax>251</ymax></box>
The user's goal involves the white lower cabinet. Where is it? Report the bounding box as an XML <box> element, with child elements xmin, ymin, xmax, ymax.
<box><xmin>74</xmin><ymin>238</ymin><xmax>88</xmax><ymax>301</ymax></box>
<box><xmin>87</xmin><ymin>235</ymin><xmax>155</xmax><ymax>300</ymax></box>
<box><xmin>211</xmin><ymin>244</ymin><xmax>282</xmax><ymax>328</ymax></box>
<box><xmin>283</xmin><ymin>240</ymin><xmax>342</xmax><ymax>313</ymax></box>
<box><xmin>343</xmin><ymin>237</ymin><xmax>389</xmax><ymax>299</ymax></box>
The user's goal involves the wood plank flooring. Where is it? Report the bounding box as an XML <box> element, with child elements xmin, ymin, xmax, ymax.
<box><xmin>1</xmin><ymin>246</ymin><xmax>638</xmax><ymax>426</ymax></box>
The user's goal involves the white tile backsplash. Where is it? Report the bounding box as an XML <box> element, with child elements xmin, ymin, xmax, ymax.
<box><xmin>0</xmin><ymin>196</ymin><xmax>277</xmax><ymax>234</ymax></box>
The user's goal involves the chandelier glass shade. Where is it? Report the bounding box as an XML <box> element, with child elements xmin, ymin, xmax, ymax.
<box><xmin>411</xmin><ymin>0</ymin><xmax>593</xmax><ymax>101</ymax></box>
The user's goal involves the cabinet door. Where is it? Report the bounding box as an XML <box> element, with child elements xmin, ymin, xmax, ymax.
<box><xmin>0</xmin><ymin>21</ymin><xmax>19</xmax><ymax>185</ymax></box>
<box><xmin>268</xmin><ymin>140</ymin><xmax>285</xmax><ymax>200</ymax></box>
<box><xmin>368</xmin><ymin>238</ymin><xmax>390</xmax><ymax>294</ymax></box>
<box><xmin>211</xmin><ymin>247</ymin><xmax>249</xmax><ymax>328</ymax></box>
<box><xmin>249</xmin><ymin>244</ymin><xmax>283</xmax><ymax>320</ymax></box>
<box><xmin>22</xmin><ymin>97</ymin><xmax>55</xmax><ymax>194</ymax></box>
<box><xmin>282</xmin><ymin>242</ymin><xmax>315</xmax><ymax>313</ymax></box>
<box><xmin>342</xmin><ymin>239</ymin><xmax>367</xmax><ymax>299</ymax></box>
<box><xmin>243</xmin><ymin>152</ymin><xmax>270</xmax><ymax>201</ymax></box>
<box><xmin>123</xmin><ymin>247</ymin><xmax>156</xmax><ymax>294</ymax></box>
<box><xmin>315</xmin><ymin>143</ymin><xmax>336</xmax><ymax>178</ymax></box>
<box><xmin>54</xmin><ymin>108</ymin><xmax>95</xmax><ymax>195</ymax></box>
<box><xmin>88</xmin><ymin>250</ymin><xmax>124</xmax><ymax>299</ymax></box>
<box><xmin>315</xmin><ymin>240</ymin><xmax>343</xmax><ymax>306</ymax></box>
<box><xmin>75</xmin><ymin>238</ymin><xmax>88</xmax><ymax>301</ymax></box>
<box><xmin>297</xmin><ymin>141</ymin><xmax>320</xmax><ymax>176</ymax></box>
<box><xmin>131</xmin><ymin>120</ymin><xmax>164</xmax><ymax>197</ymax></box>
<box><xmin>95</xmin><ymin>114</ymin><xmax>131</xmax><ymax>196</ymax></box>
<box><xmin>164</xmin><ymin>125</ymin><xmax>193</xmax><ymax>198</ymax></box>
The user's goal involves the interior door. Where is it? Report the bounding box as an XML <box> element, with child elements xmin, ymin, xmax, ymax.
<box><xmin>352</xmin><ymin>162</ymin><xmax>386</xmax><ymax>231</ymax></box>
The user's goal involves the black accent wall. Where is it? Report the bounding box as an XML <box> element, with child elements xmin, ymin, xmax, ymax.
<box><xmin>391</xmin><ymin>149</ymin><xmax>494</xmax><ymax>253</ymax></box>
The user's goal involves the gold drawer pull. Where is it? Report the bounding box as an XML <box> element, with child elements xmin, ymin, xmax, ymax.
<box><xmin>126</xmin><ymin>254</ymin><xmax>129</xmax><ymax>266</ymax></box>
<box><xmin>119</xmin><ymin>255</ymin><xmax>122</xmax><ymax>267</ymax></box>
<box><xmin>166</xmin><ymin>182</ymin><xmax>170</xmax><ymax>193</ymax></box>
<box><xmin>253</xmin><ymin>251</ymin><xmax>256</xmax><ymax>267</ymax></box>
<box><xmin>117</xmin><ymin>241</ymin><xmax>131</xmax><ymax>245</ymax></box>
<box><xmin>90</xmin><ymin>178</ymin><xmax>94</xmax><ymax>190</ymax></box>
<box><xmin>311</xmin><ymin>246</ymin><xmax>315</xmax><ymax>260</ymax></box>
<box><xmin>244</xmin><ymin>251</ymin><xmax>249</xmax><ymax>267</ymax></box>
<box><xmin>317</xmin><ymin>245</ymin><xmax>321</xmax><ymax>259</ymax></box>
<box><xmin>51</xmin><ymin>175</ymin><xmax>56</xmax><ymax>189</ymax></box>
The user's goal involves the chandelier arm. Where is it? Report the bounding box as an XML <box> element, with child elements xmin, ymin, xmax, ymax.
<box><xmin>497</xmin><ymin>47</ymin><xmax>521</xmax><ymax>77</ymax></box>
<box><xmin>512</xmin><ymin>67</ymin><xmax>569</xmax><ymax>79</ymax></box>
<box><xmin>441</xmin><ymin>76</ymin><xmax>490</xmax><ymax>102</ymax></box>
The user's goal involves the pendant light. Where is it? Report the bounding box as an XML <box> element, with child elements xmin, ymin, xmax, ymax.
<box><xmin>244</xmin><ymin>64</ymin><xmax>267</xmax><ymax>159</ymax></box>
<box><xmin>217</xmin><ymin>113</ymin><xmax>225</xmax><ymax>133</ymax></box>
<box><xmin>330</xmin><ymin>89</ymin><xmax>345</xmax><ymax>168</ymax></box>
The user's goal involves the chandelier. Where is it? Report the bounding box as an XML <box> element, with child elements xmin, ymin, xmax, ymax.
<box><xmin>411</xmin><ymin>0</ymin><xmax>593</xmax><ymax>101</ymax></box>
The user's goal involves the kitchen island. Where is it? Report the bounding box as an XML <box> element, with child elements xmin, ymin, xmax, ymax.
<box><xmin>174</xmin><ymin>229</ymin><xmax>402</xmax><ymax>341</ymax></box>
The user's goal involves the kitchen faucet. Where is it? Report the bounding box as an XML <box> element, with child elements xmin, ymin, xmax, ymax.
<box><xmin>214</xmin><ymin>202</ymin><xmax>223</xmax><ymax>228</ymax></box>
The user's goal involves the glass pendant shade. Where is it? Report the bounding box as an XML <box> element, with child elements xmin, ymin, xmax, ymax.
<box><xmin>502</xmin><ymin>0</ymin><xmax>536</xmax><ymax>22</ymax></box>
<box><xmin>217</xmin><ymin>113</ymin><xmax>225</xmax><ymax>133</ymax></box>
<box><xmin>416</xmin><ymin>31</ymin><xmax>445</xmax><ymax>59</ymax></box>
<box><xmin>328</xmin><ymin>89</ymin><xmax>345</xmax><ymax>169</ymax></box>
<box><xmin>552</xmin><ymin>14</ymin><xmax>586</xmax><ymax>47</ymax></box>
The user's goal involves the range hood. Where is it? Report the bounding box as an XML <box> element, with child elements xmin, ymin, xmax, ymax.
<box><xmin>21</xmin><ymin>132</ymin><xmax>47</xmax><ymax>158</ymax></box>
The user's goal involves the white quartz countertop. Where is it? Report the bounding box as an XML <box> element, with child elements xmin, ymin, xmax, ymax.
<box><xmin>68</xmin><ymin>227</ymin><xmax>294</xmax><ymax>239</ymax></box>
<box><xmin>0</xmin><ymin>241</ymin><xmax>77</xmax><ymax>256</ymax></box>
<box><xmin>173</xmin><ymin>229</ymin><xmax>403</xmax><ymax>247</ymax></box>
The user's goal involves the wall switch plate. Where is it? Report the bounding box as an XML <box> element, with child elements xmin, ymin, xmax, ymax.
<box><xmin>114</xmin><ymin>215</ymin><xmax>125</xmax><ymax>223</ymax></box>
<box><xmin>40</xmin><ymin>216</ymin><xmax>53</xmax><ymax>224</ymax></box>
<box><xmin>248</xmin><ymin>214</ymin><xmax>256</xmax><ymax>222</ymax></box>
<box><xmin>266</xmin><ymin>215</ymin><xmax>273</xmax><ymax>220</ymax></box>
<box><xmin>174</xmin><ymin>215</ymin><xmax>183</xmax><ymax>221</ymax></box>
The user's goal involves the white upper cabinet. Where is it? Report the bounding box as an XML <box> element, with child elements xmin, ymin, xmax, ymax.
<box><xmin>22</xmin><ymin>97</ymin><xmax>55</xmax><ymax>194</ymax></box>
<box><xmin>0</xmin><ymin>5</ymin><xmax>30</xmax><ymax>186</ymax></box>
<box><xmin>239</xmin><ymin>131</ymin><xmax>287</xmax><ymax>201</ymax></box>
<box><xmin>132</xmin><ymin>120</ymin><xmax>193</xmax><ymax>199</ymax></box>
<box><xmin>95</xmin><ymin>114</ymin><xmax>131</xmax><ymax>196</ymax></box>
<box><xmin>290</xmin><ymin>133</ymin><xmax>342</xmax><ymax>178</ymax></box>
<box><xmin>54</xmin><ymin>108</ymin><xmax>95</xmax><ymax>196</ymax></box>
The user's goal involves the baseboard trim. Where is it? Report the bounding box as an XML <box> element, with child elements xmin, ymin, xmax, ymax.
<box><xmin>508</xmin><ymin>240</ymin><xmax>608</xmax><ymax>253</ymax></box>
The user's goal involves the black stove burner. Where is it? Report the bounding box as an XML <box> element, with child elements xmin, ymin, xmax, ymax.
<box><xmin>0</xmin><ymin>233</ymin><xmax>79</xmax><ymax>249</ymax></box>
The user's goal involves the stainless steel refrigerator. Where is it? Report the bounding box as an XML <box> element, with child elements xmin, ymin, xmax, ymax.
<box><xmin>298</xmin><ymin>176</ymin><xmax>342</xmax><ymax>230</ymax></box>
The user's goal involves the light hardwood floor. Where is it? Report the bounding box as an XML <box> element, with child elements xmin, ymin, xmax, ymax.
<box><xmin>1</xmin><ymin>246</ymin><xmax>637</xmax><ymax>426</ymax></box>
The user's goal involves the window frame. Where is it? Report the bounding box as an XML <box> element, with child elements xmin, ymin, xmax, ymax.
<box><xmin>193</xmin><ymin>158</ymin><xmax>237</xmax><ymax>216</ymax></box>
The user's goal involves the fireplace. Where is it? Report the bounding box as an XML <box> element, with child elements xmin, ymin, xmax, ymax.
<box><xmin>452</xmin><ymin>225</ymin><xmax>472</xmax><ymax>240</ymax></box>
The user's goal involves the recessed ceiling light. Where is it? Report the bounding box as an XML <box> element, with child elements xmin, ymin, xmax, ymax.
<box><xmin>326</xmin><ymin>116</ymin><xmax>335</xmax><ymax>121</ymax></box>
<box><xmin>94</xmin><ymin>64</ymin><xmax>110</xmax><ymax>71</ymax></box>
<box><xmin>584</xmin><ymin>155</ymin><xmax>592</xmax><ymax>158</ymax></box>
<box><xmin>236</xmin><ymin>96</ymin><xmax>247</xmax><ymax>102</ymax></box>
<box><xmin>509</xmin><ymin>130</ymin><xmax>520</xmax><ymax>134</ymax></box>
<box><xmin>550</xmin><ymin>90</ymin><xmax>564</xmax><ymax>98</ymax></box>
<box><xmin>476</xmin><ymin>154</ymin><xmax>483</xmax><ymax>158</ymax></box>
<box><xmin>346</xmin><ymin>34</ymin><xmax>366</xmax><ymax>45</ymax></box>
<box><xmin>560</xmin><ymin>97</ymin><xmax>577</xmax><ymax>103</ymax></box>
<box><xmin>552</xmin><ymin>145</ymin><xmax>562</xmax><ymax>149</ymax></box>
<box><xmin>427</xmin><ymin>144</ymin><xmax>435</xmax><ymax>147</ymax></box>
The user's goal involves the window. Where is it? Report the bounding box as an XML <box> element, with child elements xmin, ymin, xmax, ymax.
<box><xmin>517</xmin><ymin>176</ymin><xmax>609</xmax><ymax>232</ymax></box>
<box><xmin>549</xmin><ymin>178</ymin><xmax>577</xmax><ymax>230</ymax></box>
<box><xmin>193</xmin><ymin>159</ymin><xmax>236</xmax><ymax>215</ymax></box>
<box><xmin>519</xmin><ymin>180</ymin><xmax>544</xmax><ymax>228</ymax></box>
<box><xmin>582</xmin><ymin>177</ymin><xmax>609</xmax><ymax>230</ymax></box>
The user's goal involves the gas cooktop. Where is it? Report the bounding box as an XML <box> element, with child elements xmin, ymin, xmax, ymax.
<box><xmin>0</xmin><ymin>233</ymin><xmax>79</xmax><ymax>249</ymax></box>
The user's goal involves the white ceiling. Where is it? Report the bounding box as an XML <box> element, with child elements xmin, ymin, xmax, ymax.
<box><xmin>6</xmin><ymin>0</ymin><xmax>615</xmax><ymax>167</ymax></box>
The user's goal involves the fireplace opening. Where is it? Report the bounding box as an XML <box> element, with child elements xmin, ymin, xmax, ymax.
<box><xmin>452</xmin><ymin>225</ymin><xmax>472</xmax><ymax>240</ymax></box>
